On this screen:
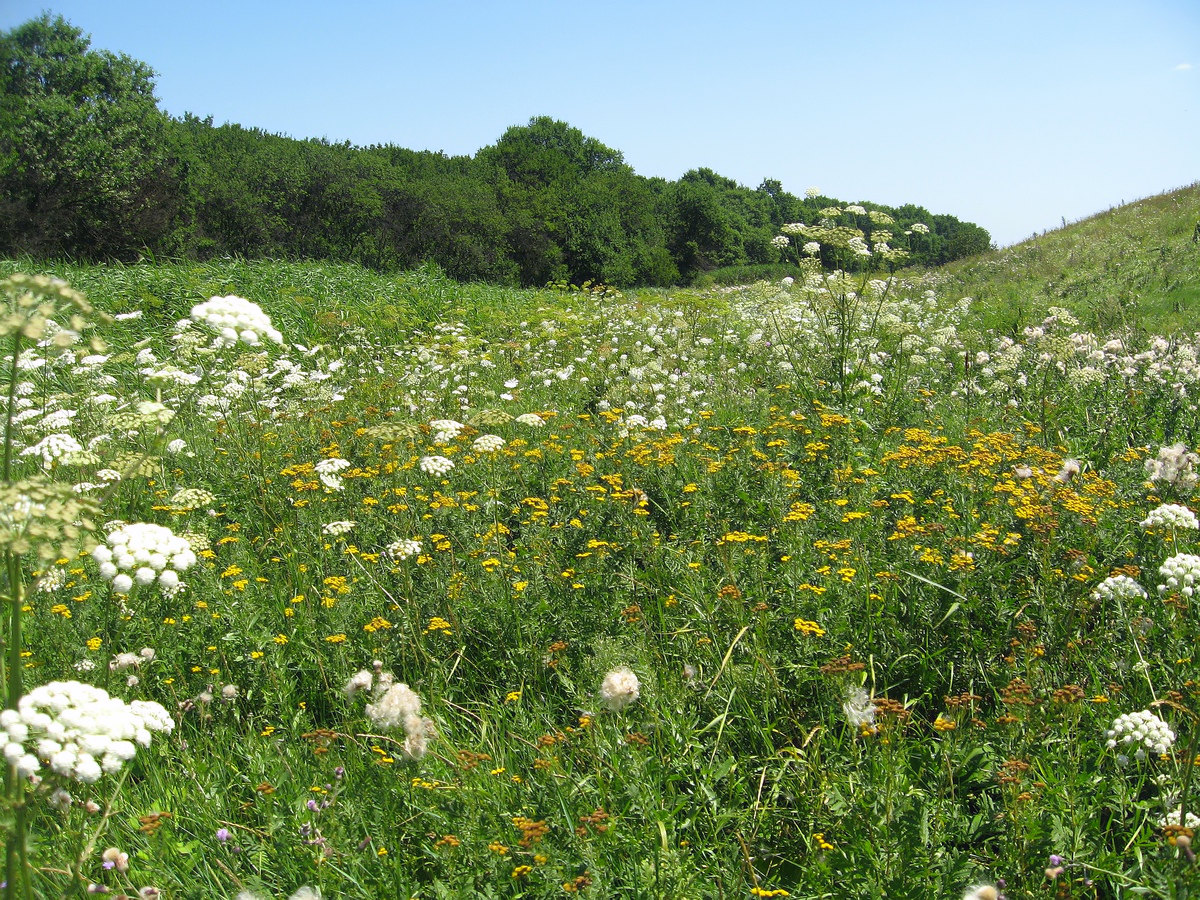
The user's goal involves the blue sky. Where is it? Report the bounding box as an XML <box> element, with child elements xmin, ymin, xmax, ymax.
<box><xmin>4</xmin><ymin>0</ymin><xmax>1197</xmax><ymax>247</ymax></box>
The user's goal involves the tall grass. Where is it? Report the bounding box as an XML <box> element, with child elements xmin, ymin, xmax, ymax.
<box><xmin>0</xmin><ymin>245</ymin><xmax>1197</xmax><ymax>899</ymax></box>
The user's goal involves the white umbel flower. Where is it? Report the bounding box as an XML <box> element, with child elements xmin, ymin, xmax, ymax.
<box><xmin>419</xmin><ymin>455</ymin><xmax>454</xmax><ymax>477</ymax></box>
<box><xmin>314</xmin><ymin>458</ymin><xmax>351</xmax><ymax>476</ymax></box>
<box><xmin>385</xmin><ymin>538</ymin><xmax>422</xmax><ymax>561</ymax></box>
<box><xmin>1105</xmin><ymin>709</ymin><xmax>1175</xmax><ymax>758</ymax></box>
<box><xmin>190</xmin><ymin>295</ymin><xmax>283</xmax><ymax>348</ymax></box>
<box><xmin>92</xmin><ymin>523</ymin><xmax>196</xmax><ymax>594</ymax></box>
<box><xmin>1140</xmin><ymin>503</ymin><xmax>1199</xmax><ymax>531</ymax></box>
<box><xmin>20</xmin><ymin>433</ymin><xmax>85</xmax><ymax>466</ymax></box>
<box><xmin>429</xmin><ymin>419</ymin><xmax>465</xmax><ymax>443</ymax></box>
<box><xmin>0</xmin><ymin>681</ymin><xmax>172</xmax><ymax>782</ymax></box>
<box><xmin>1159</xmin><ymin>553</ymin><xmax>1200</xmax><ymax>597</ymax></box>
<box><xmin>472</xmin><ymin>434</ymin><xmax>505</xmax><ymax>454</ymax></box>
<box><xmin>1091</xmin><ymin>574</ymin><xmax>1147</xmax><ymax>603</ymax></box>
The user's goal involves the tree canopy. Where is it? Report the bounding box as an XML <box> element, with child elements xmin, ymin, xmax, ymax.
<box><xmin>0</xmin><ymin>14</ymin><xmax>180</xmax><ymax>259</ymax></box>
<box><xmin>0</xmin><ymin>15</ymin><xmax>993</xmax><ymax>285</ymax></box>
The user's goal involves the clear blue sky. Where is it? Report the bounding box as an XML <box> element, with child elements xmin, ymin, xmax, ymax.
<box><xmin>4</xmin><ymin>0</ymin><xmax>1197</xmax><ymax>247</ymax></box>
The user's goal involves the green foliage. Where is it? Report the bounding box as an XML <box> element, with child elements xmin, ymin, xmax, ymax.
<box><xmin>0</xmin><ymin>15</ymin><xmax>993</xmax><ymax>290</ymax></box>
<box><xmin>0</xmin><ymin>15</ymin><xmax>180</xmax><ymax>260</ymax></box>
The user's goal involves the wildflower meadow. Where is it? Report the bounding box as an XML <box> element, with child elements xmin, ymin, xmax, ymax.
<box><xmin>2</xmin><ymin>216</ymin><xmax>1200</xmax><ymax>899</ymax></box>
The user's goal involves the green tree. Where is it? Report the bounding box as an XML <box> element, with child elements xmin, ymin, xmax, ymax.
<box><xmin>0</xmin><ymin>14</ymin><xmax>179</xmax><ymax>259</ymax></box>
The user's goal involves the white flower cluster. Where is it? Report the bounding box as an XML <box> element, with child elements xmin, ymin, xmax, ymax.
<box><xmin>92</xmin><ymin>523</ymin><xmax>197</xmax><ymax>595</ymax></box>
<box><xmin>36</xmin><ymin>566</ymin><xmax>67</xmax><ymax>592</ymax></box>
<box><xmin>515</xmin><ymin>412</ymin><xmax>545</xmax><ymax>428</ymax></box>
<box><xmin>1158</xmin><ymin>553</ymin><xmax>1200</xmax><ymax>597</ymax></box>
<box><xmin>385</xmin><ymin>538</ymin><xmax>422</xmax><ymax>561</ymax></box>
<box><xmin>429</xmin><ymin>418</ymin><xmax>465</xmax><ymax>443</ymax></box>
<box><xmin>1</xmin><ymin>681</ymin><xmax>173</xmax><ymax>782</ymax></box>
<box><xmin>1145</xmin><ymin>444</ymin><xmax>1199</xmax><ymax>492</ymax></box>
<box><xmin>1140</xmin><ymin>503</ymin><xmax>1199</xmax><ymax>531</ymax></box>
<box><xmin>419</xmin><ymin>455</ymin><xmax>454</xmax><ymax>477</ymax></box>
<box><xmin>770</xmin><ymin>235</ymin><xmax>790</xmax><ymax>250</ymax></box>
<box><xmin>1161</xmin><ymin>807</ymin><xmax>1200</xmax><ymax>829</ymax></box>
<box><xmin>168</xmin><ymin>488</ymin><xmax>214</xmax><ymax>512</ymax></box>
<box><xmin>599</xmin><ymin>666</ymin><xmax>640</xmax><ymax>712</ymax></box>
<box><xmin>20</xmin><ymin>433</ymin><xmax>85</xmax><ymax>466</ymax></box>
<box><xmin>1091</xmin><ymin>574</ymin><xmax>1147</xmax><ymax>603</ymax></box>
<box><xmin>314</xmin><ymin>457</ymin><xmax>350</xmax><ymax>491</ymax></box>
<box><xmin>322</xmin><ymin>520</ymin><xmax>355</xmax><ymax>537</ymax></box>
<box><xmin>346</xmin><ymin>665</ymin><xmax>435</xmax><ymax>760</ymax></box>
<box><xmin>190</xmin><ymin>295</ymin><xmax>283</xmax><ymax>348</ymax></box>
<box><xmin>802</xmin><ymin>241</ymin><xmax>822</xmax><ymax>256</ymax></box>
<box><xmin>472</xmin><ymin>434</ymin><xmax>505</xmax><ymax>454</ymax></box>
<box><xmin>1105</xmin><ymin>709</ymin><xmax>1176</xmax><ymax>758</ymax></box>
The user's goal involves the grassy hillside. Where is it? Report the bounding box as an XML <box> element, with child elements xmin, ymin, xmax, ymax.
<box><xmin>2</xmin><ymin>236</ymin><xmax>1200</xmax><ymax>898</ymax></box>
<box><xmin>937</xmin><ymin>182</ymin><xmax>1200</xmax><ymax>335</ymax></box>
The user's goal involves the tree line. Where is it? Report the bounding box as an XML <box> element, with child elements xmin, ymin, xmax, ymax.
<box><xmin>0</xmin><ymin>14</ymin><xmax>993</xmax><ymax>286</ymax></box>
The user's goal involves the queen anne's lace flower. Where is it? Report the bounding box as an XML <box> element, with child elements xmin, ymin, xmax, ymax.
<box><xmin>314</xmin><ymin>456</ymin><xmax>350</xmax><ymax>491</ymax></box>
<box><xmin>1161</xmin><ymin>807</ymin><xmax>1200</xmax><ymax>829</ymax></box>
<box><xmin>1140</xmin><ymin>503</ymin><xmax>1199</xmax><ymax>531</ymax></box>
<box><xmin>429</xmin><ymin>419</ymin><xmax>465</xmax><ymax>443</ymax></box>
<box><xmin>515</xmin><ymin>413</ymin><xmax>545</xmax><ymax>428</ymax></box>
<box><xmin>1105</xmin><ymin>709</ymin><xmax>1175</xmax><ymax>758</ymax></box>
<box><xmin>385</xmin><ymin>538</ymin><xmax>422</xmax><ymax>561</ymax></box>
<box><xmin>1158</xmin><ymin>553</ymin><xmax>1200</xmax><ymax>597</ymax></box>
<box><xmin>20</xmin><ymin>433</ymin><xmax>85</xmax><ymax>466</ymax></box>
<box><xmin>419</xmin><ymin>455</ymin><xmax>454</xmax><ymax>477</ymax></box>
<box><xmin>322</xmin><ymin>520</ymin><xmax>356</xmax><ymax>537</ymax></box>
<box><xmin>92</xmin><ymin>523</ymin><xmax>197</xmax><ymax>595</ymax></box>
<box><xmin>190</xmin><ymin>295</ymin><xmax>283</xmax><ymax>348</ymax></box>
<box><xmin>472</xmin><ymin>434</ymin><xmax>505</xmax><ymax>453</ymax></box>
<box><xmin>0</xmin><ymin>680</ymin><xmax>173</xmax><ymax>782</ymax></box>
<box><xmin>1091</xmin><ymin>574</ymin><xmax>1147</xmax><ymax>603</ymax></box>
<box><xmin>314</xmin><ymin>458</ymin><xmax>350</xmax><ymax>476</ymax></box>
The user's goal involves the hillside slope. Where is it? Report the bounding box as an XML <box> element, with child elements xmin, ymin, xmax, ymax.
<box><xmin>937</xmin><ymin>182</ymin><xmax>1200</xmax><ymax>334</ymax></box>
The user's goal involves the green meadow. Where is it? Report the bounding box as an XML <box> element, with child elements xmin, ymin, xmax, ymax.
<box><xmin>2</xmin><ymin>187</ymin><xmax>1200</xmax><ymax>899</ymax></box>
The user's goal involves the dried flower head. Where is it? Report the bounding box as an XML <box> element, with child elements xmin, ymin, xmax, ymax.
<box><xmin>599</xmin><ymin>667</ymin><xmax>640</xmax><ymax>712</ymax></box>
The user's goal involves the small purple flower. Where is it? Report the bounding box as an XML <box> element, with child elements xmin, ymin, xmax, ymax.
<box><xmin>334</xmin><ymin>766</ymin><xmax>345</xmax><ymax>779</ymax></box>
<box><xmin>215</xmin><ymin>828</ymin><xmax>230</xmax><ymax>843</ymax></box>
<box><xmin>1048</xmin><ymin>854</ymin><xmax>1063</xmax><ymax>867</ymax></box>
<box><xmin>307</xmin><ymin>799</ymin><xmax>319</xmax><ymax>811</ymax></box>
